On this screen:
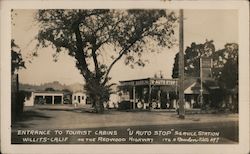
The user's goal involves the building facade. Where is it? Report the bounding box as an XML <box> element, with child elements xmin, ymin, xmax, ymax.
<box><xmin>118</xmin><ymin>77</ymin><xmax>218</xmax><ymax>110</ymax></box>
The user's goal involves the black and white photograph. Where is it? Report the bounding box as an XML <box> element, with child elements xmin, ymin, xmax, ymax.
<box><xmin>1</xmin><ymin>0</ymin><xmax>249</xmax><ymax>154</ymax></box>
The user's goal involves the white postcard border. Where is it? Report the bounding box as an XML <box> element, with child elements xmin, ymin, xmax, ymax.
<box><xmin>1</xmin><ymin>1</ymin><xmax>249</xmax><ymax>154</ymax></box>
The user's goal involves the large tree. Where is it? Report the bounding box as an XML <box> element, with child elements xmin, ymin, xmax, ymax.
<box><xmin>172</xmin><ymin>41</ymin><xmax>238</xmax><ymax>90</ymax></box>
<box><xmin>11</xmin><ymin>11</ymin><xmax>26</xmax><ymax>75</ymax></box>
<box><xmin>35</xmin><ymin>9</ymin><xmax>177</xmax><ymax>113</ymax></box>
<box><xmin>172</xmin><ymin>40</ymin><xmax>215</xmax><ymax>78</ymax></box>
<box><xmin>212</xmin><ymin>43</ymin><xmax>238</xmax><ymax>89</ymax></box>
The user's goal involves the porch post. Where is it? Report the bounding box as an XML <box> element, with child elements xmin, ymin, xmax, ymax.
<box><xmin>191</xmin><ymin>96</ymin><xmax>195</xmax><ymax>108</ymax></box>
<box><xmin>52</xmin><ymin>95</ymin><xmax>54</xmax><ymax>104</ymax></box>
<box><xmin>166</xmin><ymin>91</ymin><xmax>169</xmax><ymax>108</ymax></box>
<box><xmin>61</xmin><ymin>95</ymin><xmax>64</xmax><ymax>104</ymax></box>
<box><xmin>31</xmin><ymin>92</ymin><xmax>35</xmax><ymax>106</ymax></box>
<box><xmin>148</xmin><ymin>79</ymin><xmax>151</xmax><ymax>103</ymax></box>
<box><xmin>43</xmin><ymin>95</ymin><xmax>45</xmax><ymax>104</ymax></box>
<box><xmin>158</xmin><ymin>90</ymin><xmax>161</xmax><ymax>109</ymax></box>
<box><xmin>133</xmin><ymin>85</ymin><xmax>136</xmax><ymax>109</ymax></box>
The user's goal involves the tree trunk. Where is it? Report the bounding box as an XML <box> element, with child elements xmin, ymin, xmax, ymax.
<box><xmin>94</xmin><ymin>96</ymin><xmax>104</xmax><ymax>113</ymax></box>
<box><xmin>85</xmin><ymin>78</ymin><xmax>108</xmax><ymax>114</ymax></box>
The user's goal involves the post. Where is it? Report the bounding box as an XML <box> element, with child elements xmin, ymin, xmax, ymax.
<box><xmin>16</xmin><ymin>74</ymin><xmax>19</xmax><ymax>92</ymax></box>
<box><xmin>133</xmin><ymin>85</ymin><xmax>136</xmax><ymax>109</ymax></box>
<box><xmin>52</xmin><ymin>95</ymin><xmax>54</xmax><ymax>104</ymax></box>
<box><xmin>31</xmin><ymin>92</ymin><xmax>34</xmax><ymax>106</ymax></box>
<box><xmin>210</xmin><ymin>58</ymin><xmax>213</xmax><ymax>78</ymax></box>
<box><xmin>61</xmin><ymin>95</ymin><xmax>64</xmax><ymax>104</ymax></box>
<box><xmin>43</xmin><ymin>95</ymin><xmax>45</xmax><ymax>104</ymax></box>
<box><xmin>158</xmin><ymin>90</ymin><xmax>161</xmax><ymax>109</ymax></box>
<box><xmin>148</xmin><ymin>79</ymin><xmax>151</xmax><ymax>104</ymax></box>
<box><xmin>200</xmin><ymin>58</ymin><xmax>203</xmax><ymax>108</ymax></box>
<box><xmin>178</xmin><ymin>9</ymin><xmax>185</xmax><ymax>119</ymax></box>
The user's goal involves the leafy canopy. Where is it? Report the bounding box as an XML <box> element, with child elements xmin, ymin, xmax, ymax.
<box><xmin>35</xmin><ymin>9</ymin><xmax>178</xmax><ymax>112</ymax></box>
<box><xmin>172</xmin><ymin>40</ymin><xmax>215</xmax><ymax>78</ymax></box>
<box><xmin>172</xmin><ymin>40</ymin><xmax>238</xmax><ymax>90</ymax></box>
<box><xmin>36</xmin><ymin>9</ymin><xmax>177</xmax><ymax>84</ymax></box>
<box><xmin>212</xmin><ymin>43</ymin><xmax>238</xmax><ymax>89</ymax></box>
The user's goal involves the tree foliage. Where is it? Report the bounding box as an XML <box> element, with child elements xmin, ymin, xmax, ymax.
<box><xmin>172</xmin><ymin>40</ymin><xmax>238</xmax><ymax>90</ymax></box>
<box><xmin>11</xmin><ymin>39</ymin><xmax>26</xmax><ymax>75</ymax></box>
<box><xmin>172</xmin><ymin>40</ymin><xmax>215</xmax><ymax>78</ymax></box>
<box><xmin>212</xmin><ymin>43</ymin><xmax>238</xmax><ymax>89</ymax></box>
<box><xmin>35</xmin><ymin>9</ymin><xmax>177</xmax><ymax>113</ymax></box>
<box><xmin>45</xmin><ymin>87</ymin><xmax>56</xmax><ymax>91</ymax></box>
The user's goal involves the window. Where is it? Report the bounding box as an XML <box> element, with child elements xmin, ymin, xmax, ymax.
<box><xmin>74</xmin><ymin>96</ymin><xmax>76</xmax><ymax>100</ymax></box>
<box><xmin>82</xmin><ymin>96</ymin><xmax>84</xmax><ymax>100</ymax></box>
<box><xmin>78</xmin><ymin>96</ymin><xmax>81</xmax><ymax>102</ymax></box>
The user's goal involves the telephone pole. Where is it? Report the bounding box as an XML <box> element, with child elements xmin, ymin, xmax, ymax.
<box><xmin>178</xmin><ymin>9</ymin><xmax>185</xmax><ymax>119</ymax></box>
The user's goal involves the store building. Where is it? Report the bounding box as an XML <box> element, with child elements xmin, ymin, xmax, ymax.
<box><xmin>118</xmin><ymin>77</ymin><xmax>218</xmax><ymax>110</ymax></box>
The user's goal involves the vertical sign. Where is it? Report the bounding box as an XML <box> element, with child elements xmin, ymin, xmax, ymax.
<box><xmin>200</xmin><ymin>57</ymin><xmax>213</xmax><ymax>79</ymax></box>
<box><xmin>199</xmin><ymin>57</ymin><xmax>213</xmax><ymax>106</ymax></box>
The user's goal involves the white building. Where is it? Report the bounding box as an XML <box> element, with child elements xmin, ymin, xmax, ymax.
<box><xmin>105</xmin><ymin>93</ymin><xmax>119</xmax><ymax>109</ymax></box>
<box><xmin>72</xmin><ymin>91</ymin><xmax>86</xmax><ymax>104</ymax></box>
<box><xmin>24</xmin><ymin>91</ymin><xmax>64</xmax><ymax>106</ymax></box>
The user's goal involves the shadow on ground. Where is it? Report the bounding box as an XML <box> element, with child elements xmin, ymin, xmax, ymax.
<box><xmin>38</xmin><ymin>108</ymin><xmax>76</xmax><ymax>112</ymax></box>
<box><xmin>37</xmin><ymin>107</ymin><xmax>119</xmax><ymax>115</ymax></box>
<box><xmin>14</xmin><ymin>110</ymin><xmax>51</xmax><ymax>123</ymax></box>
<box><xmin>12</xmin><ymin>110</ymin><xmax>52</xmax><ymax>128</ymax></box>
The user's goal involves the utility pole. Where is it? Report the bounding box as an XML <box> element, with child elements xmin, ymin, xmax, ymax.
<box><xmin>178</xmin><ymin>9</ymin><xmax>185</xmax><ymax>119</ymax></box>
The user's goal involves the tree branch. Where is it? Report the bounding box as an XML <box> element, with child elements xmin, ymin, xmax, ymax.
<box><xmin>102</xmin><ymin>25</ymin><xmax>152</xmax><ymax>85</ymax></box>
<box><xmin>102</xmin><ymin>39</ymin><xmax>139</xmax><ymax>85</ymax></box>
<box><xmin>89</xmin><ymin>16</ymin><xmax>126</xmax><ymax>80</ymax></box>
<box><xmin>73</xmin><ymin>21</ymin><xmax>91</xmax><ymax>79</ymax></box>
<box><xmin>91</xmin><ymin>45</ymin><xmax>100</xmax><ymax>79</ymax></box>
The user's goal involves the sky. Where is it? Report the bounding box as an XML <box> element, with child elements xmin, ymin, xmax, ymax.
<box><xmin>12</xmin><ymin>9</ymin><xmax>238</xmax><ymax>85</ymax></box>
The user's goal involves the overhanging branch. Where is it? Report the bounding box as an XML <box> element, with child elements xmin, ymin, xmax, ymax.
<box><xmin>102</xmin><ymin>39</ymin><xmax>140</xmax><ymax>85</ymax></box>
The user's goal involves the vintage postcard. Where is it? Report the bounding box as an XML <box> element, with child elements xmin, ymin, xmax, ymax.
<box><xmin>1</xmin><ymin>0</ymin><xmax>249</xmax><ymax>154</ymax></box>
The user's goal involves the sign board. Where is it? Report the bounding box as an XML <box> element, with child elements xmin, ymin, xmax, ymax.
<box><xmin>200</xmin><ymin>58</ymin><xmax>213</xmax><ymax>79</ymax></box>
<box><xmin>120</xmin><ymin>79</ymin><xmax>149</xmax><ymax>86</ymax></box>
<box><xmin>201</xmin><ymin>58</ymin><xmax>212</xmax><ymax>68</ymax></box>
<box><xmin>120</xmin><ymin>78</ymin><xmax>177</xmax><ymax>86</ymax></box>
<box><xmin>150</xmin><ymin>79</ymin><xmax>177</xmax><ymax>86</ymax></box>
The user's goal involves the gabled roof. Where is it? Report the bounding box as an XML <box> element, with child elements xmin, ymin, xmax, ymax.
<box><xmin>182</xmin><ymin>77</ymin><xmax>219</xmax><ymax>94</ymax></box>
<box><xmin>183</xmin><ymin>77</ymin><xmax>198</xmax><ymax>90</ymax></box>
<box><xmin>33</xmin><ymin>90</ymin><xmax>64</xmax><ymax>94</ymax></box>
